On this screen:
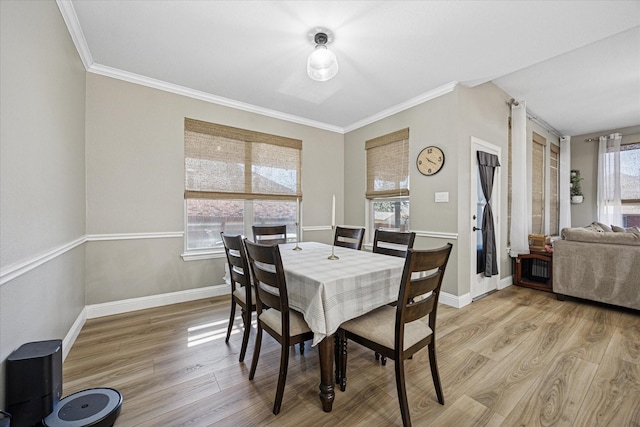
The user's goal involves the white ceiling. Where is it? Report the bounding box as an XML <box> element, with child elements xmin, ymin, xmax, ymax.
<box><xmin>63</xmin><ymin>1</ymin><xmax>640</xmax><ymax>136</ymax></box>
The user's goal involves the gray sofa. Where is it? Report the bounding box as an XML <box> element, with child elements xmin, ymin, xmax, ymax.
<box><xmin>553</xmin><ymin>227</ymin><xmax>640</xmax><ymax>310</ymax></box>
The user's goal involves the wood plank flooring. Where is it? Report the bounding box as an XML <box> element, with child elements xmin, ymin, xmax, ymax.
<box><xmin>62</xmin><ymin>286</ymin><xmax>640</xmax><ymax>426</ymax></box>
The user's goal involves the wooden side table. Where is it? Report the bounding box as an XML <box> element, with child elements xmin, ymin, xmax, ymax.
<box><xmin>515</xmin><ymin>250</ymin><xmax>553</xmax><ymax>292</ymax></box>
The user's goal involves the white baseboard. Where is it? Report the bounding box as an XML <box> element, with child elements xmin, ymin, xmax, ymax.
<box><xmin>440</xmin><ymin>291</ymin><xmax>472</xmax><ymax>308</ymax></box>
<box><xmin>499</xmin><ymin>276</ymin><xmax>513</xmax><ymax>290</ymax></box>
<box><xmin>62</xmin><ymin>307</ymin><xmax>87</xmax><ymax>361</ymax></box>
<box><xmin>86</xmin><ymin>284</ymin><xmax>229</xmax><ymax>319</ymax></box>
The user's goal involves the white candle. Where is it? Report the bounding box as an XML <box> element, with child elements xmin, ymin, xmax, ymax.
<box><xmin>331</xmin><ymin>194</ymin><xmax>335</xmax><ymax>227</ymax></box>
<box><xmin>296</xmin><ymin>198</ymin><xmax>300</xmax><ymax>224</ymax></box>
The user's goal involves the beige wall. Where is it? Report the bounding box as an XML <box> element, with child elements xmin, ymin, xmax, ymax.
<box><xmin>85</xmin><ymin>74</ymin><xmax>344</xmax><ymax>303</ymax></box>
<box><xmin>570</xmin><ymin>125</ymin><xmax>640</xmax><ymax>227</ymax></box>
<box><xmin>0</xmin><ymin>0</ymin><xmax>87</xmax><ymax>405</ymax></box>
<box><xmin>345</xmin><ymin>83</ymin><xmax>513</xmax><ymax>298</ymax></box>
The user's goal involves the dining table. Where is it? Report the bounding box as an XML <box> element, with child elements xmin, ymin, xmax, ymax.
<box><xmin>278</xmin><ymin>241</ymin><xmax>406</xmax><ymax>412</ymax></box>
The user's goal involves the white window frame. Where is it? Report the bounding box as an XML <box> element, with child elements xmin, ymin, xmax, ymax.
<box><xmin>367</xmin><ymin>196</ymin><xmax>410</xmax><ymax>245</ymax></box>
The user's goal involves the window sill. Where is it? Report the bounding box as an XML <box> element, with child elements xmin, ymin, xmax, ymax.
<box><xmin>181</xmin><ymin>249</ymin><xmax>226</xmax><ymax>261</ymax></box>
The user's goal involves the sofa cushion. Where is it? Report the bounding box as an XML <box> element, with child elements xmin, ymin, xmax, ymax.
<box><xmin>585</xmin><ymin>221</ymin><xmax>613</xmax><ymax>232</ymax></box>
<box><xmin>561</xmin><ymin>227</ymin><xmax>640</xmax><ymax>246</ymax></box>
<box><xmin>612</xmin><ymin>225</ymin><xmax>640</xmax><ymax>235</ymax></box>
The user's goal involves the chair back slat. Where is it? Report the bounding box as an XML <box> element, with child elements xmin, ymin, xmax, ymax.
<box><xmin>252</xmin><ymin>225</ymin><xmax>287</xmax><ymax>245</ymax></box>
<box><xmin>221</xmin><ymin>233</ymin><xmax>251</xmax><ymax>291</ymax></box>
<box><xmin>396</xmin><ymin>243</ymin><xmax>453</xmax><ymax>334</ymax></box>
<box><xmin>244</xmin><ymin>239</ymin><xmax>289</xmax><ymax>314</ymax></box>
<box><xmin>373</xmin><ymin>230</ymin><xmax>416</xmax><ymax>258</ymax></box>
<box><xmin>334</xmin><ymin>226</ymin><xmax>365</xmax><ymax>250</ymax></box>
<box><xmin>404</xmin><ymin>295</ymin><xmax>436</xmax><ymax>324</ymax></box>
<box><xmin>406</xmin><ymin>272</ymin><xmax>441</xmax><ymax>300</ymax></box>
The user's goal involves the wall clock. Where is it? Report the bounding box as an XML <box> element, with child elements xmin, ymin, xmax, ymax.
<box><xmin>417</xmin><ymin>146</ymin><xmax>445</xmax><ymax>176</ymax></box>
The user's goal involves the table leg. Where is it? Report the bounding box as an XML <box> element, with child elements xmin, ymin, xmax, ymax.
<box><xmin>318</xmin><ymin>335</ymin><xmax>335</xmax><ymax>412</ymax></box>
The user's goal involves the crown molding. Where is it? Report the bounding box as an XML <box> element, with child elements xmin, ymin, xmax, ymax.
<box><xmin>343</xmin><ymin>82</ymin><xmax>459</xmax><ymax>133</ymax></box>
<box><xmin>87</xmin><ymin>64</ymin><xmax>345</xmax><ymax>134</ymax></box>
<box><xmin>56</xmin><ymin>2</ymin><xmax>456</xmax><ymax>136</ymax></box>
<box><xmin>56</xmin><ymin>0</ymin><xmax>93</xmax><ymax>70</ymax></box>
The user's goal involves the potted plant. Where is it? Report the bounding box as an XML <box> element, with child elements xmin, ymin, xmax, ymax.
<box><xmin>570</xmin><ymin>169</ymin><xmax>584</xmax><ymax>204</ymax></box>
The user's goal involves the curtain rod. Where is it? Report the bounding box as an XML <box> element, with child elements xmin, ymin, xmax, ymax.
<box><xmin>506</xmin><ymin>99</ymin><xmax>562</xmax><ymax>138</ymax></box>
<box><xmin>584</xmin><ymin>133</ymin><xmax>624</xmax><ymax>142</ymax></box>
<box><xmin>526</xmin><ymin>112</ymin><xmax>562</xmax><ymax>138</ymax></box>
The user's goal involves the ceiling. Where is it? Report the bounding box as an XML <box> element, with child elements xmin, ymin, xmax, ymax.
<box><xmin>61</xmin><ymin>1</ymin><xmax>640</xmax><ymax>136</ymax></box>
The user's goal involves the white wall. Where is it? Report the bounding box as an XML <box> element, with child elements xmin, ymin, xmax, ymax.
<box><xmin>0</xmin><ymin>0</ymin><xmax>87</xmax><ymax>405</ymax></box>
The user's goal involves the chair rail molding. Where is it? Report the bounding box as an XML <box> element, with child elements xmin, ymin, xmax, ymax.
<box><xmin>413</xmin><ymin>230</ymin><xmax>459</xmax><ymax>240</ymax></box>
<box><xmin>86</xmin><ymin>231</ymin><xmax>184</xmax><ymax>241</ymax></box>
<box><xmin>0</xmin><ymin>236</ymin><xmax>86</xmax><ymax>286</ymax></box>
<box><xmin>1</xmin><ymin>232</ymin><xmax>187</xmax><ymax>286</ymax></box>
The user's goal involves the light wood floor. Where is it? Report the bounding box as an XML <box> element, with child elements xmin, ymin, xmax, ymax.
<box><xmin>63</xmin><ymin>286</ymin><xmax>640</xmax><ymax>426</ymax></box>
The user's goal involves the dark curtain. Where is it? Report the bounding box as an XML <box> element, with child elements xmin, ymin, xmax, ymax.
<box><xmin>477</xmin><ymin>151</ymin><xmax>500</xmax><ymax>277</ymax></box>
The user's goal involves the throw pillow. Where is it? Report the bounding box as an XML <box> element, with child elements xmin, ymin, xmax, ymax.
<box><xmin>611</xmin><ymin>225</ymin><xmax>640</xmax><ymax>235</ymax></box>
<box><xmin>586</xmin><ymin>222</ymin><xmax>612</xmax><ymax>232</ymax></box>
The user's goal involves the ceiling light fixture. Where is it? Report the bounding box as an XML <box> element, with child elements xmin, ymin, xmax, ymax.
<box><xmin>307</xmin><ymin>29</ymin><xmax>338</xmax><ymax>82</ymax></box>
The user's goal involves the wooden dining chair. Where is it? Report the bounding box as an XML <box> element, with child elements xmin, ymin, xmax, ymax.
<box><xmin>372</xmin><ymin>229</ymin><xmax>416</xmax><ymax>258</ymax></box>
<box><xmin>243</xmin><ymin>239</ymin><xmax>314</xmax><ymax>415</ymax></box>
<box><xmin>221</xmin><ymin>233</ymin><xmax>256</xmax><ymax>362</ymax></box>
<box><xmin>334</xmin><ymin>226</ymin><xmax>365</xmax><ymax>250</ymax></box>
<box><xmin>252</xmin><ymin>225</ymin><xmax>288</xmax><ymax>245</ymax></box>
<box><xmin>336</xmin><ymin>243</ymin><xmax>453</xmax><ymax>427</ymax></box>
<box><xmin>372</xmin><ymin>229</ymin><xmax>416</xmax><ymax>364</ymax></box>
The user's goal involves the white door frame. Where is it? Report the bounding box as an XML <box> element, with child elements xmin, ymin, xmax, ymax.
<box><xmin>470</xmin><ymin>136</ymin><xmax>501</xmax><ymax>299</ymax></box>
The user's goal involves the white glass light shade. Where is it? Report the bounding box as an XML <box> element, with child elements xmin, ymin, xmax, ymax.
<box><xmin>307</xmin><ymin>45</ymin><xmax>338</xmax><ymax>81</ymax></box>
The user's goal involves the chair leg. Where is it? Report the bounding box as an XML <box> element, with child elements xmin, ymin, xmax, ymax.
<box><xmin>249</xmin><ymin>324</ymin><xmax>262</xmax><ymax>381</ymax></box>
<box><xmin>375</xmin><ymin>351</ymin><xmax>387</xmax><ymax>365</ymax></box>
<box><xmin>334</xmin><ymin>334</ymin><xmax>341</xmax><ymax>386</ymax></box>
<box><xmin>273</xmin><ymin>341</ymin><xmax>290</xmax><ymax>415</ymax></box>
<box><xmin>299</xmin><ymin>342</ymin><xmax>305</xmax><ymax>354</ymax></box>
<box><xmin>238</xmin><ymin>307</ymin><xmax>251</xmax><ymax>362</ymax></box>
<box><xmin>339</xmin><ymin>332</ymin><xmax>347</xmax><ymax>392</ymax></box>
<box><xmin>428</xmin><ymin>343</ymin><xmax>445</xmax><ymax>405</ymax></box>
<box><xmin>225</xmin><ymin>298</ymin><xmax>236</xmax><ymax>344</ymax></box>
<box><xmin>395</xmin><ymin>358</ymin><xmax>411</xmax><ymax>427</ymax></box>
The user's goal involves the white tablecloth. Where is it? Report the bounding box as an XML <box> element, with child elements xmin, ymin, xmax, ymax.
<box><xmin>279</xmin><ymin>241</ymin><xmax>405</xmax><ymax>345</ymax></box>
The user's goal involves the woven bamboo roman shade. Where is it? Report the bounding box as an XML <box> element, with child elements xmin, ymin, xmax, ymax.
<box><xmin>365</xmin><ymin>128</ymin><xmax>409</xmax><ymax>199</ymax></box>
<box><xmin>531</xmin><ymin>132</ymin><xmax>546</xmax><ymax>234</ymax></box>
<box><xmin>184</xmin><ymin>118</ymin><xmax>302</xmax><ymax>201</ymax></box>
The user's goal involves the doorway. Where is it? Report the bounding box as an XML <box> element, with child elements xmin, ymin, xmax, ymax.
<box><xmin>470</xmin><ymin>137</ymin><xmax>501</xmax><ymax>300</ymax></box>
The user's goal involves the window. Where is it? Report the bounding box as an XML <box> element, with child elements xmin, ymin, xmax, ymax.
<box><xmin>508</xmin><ymin>127</ymin><xmax>561</xmax><ymax>240</ymax></box>
<box><xmin>531</xmin><ymin>132</ymin><xmax>546</xmax><ymax>234</ymax></box>
<box><xmin>549</xmin><ymin>143</ymin><xmax>560</xmax><ymax>235</ymax></box>
<box><xmin>370</xmin><ymin>198</ymin><xmax>410</xmax><ymax>232</ymax></box>
<box><xmin>366</xmin><ymin>128</ymin><xmax>410</xmax><ymax>235</ymax></box>
<box><xmin>184</xmin><ymin>118</ymin><xmax>301</xmax><ymax>251</ymax></box>
<box><xmin>621</xmin><ymin>142</ymin><xmax>640</xmax><ymax>228</ymax></box>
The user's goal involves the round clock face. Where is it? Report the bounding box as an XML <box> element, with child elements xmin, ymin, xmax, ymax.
<box><xmin>417</xmin><ymin>146</ymin><xmax>445</xmax><ymax>176</ymax></box>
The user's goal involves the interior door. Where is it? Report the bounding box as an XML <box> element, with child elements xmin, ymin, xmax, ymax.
<box><xmin>470</xmin><ymin>137</ymin><xmax>501</xmax><ymax>299</ymax></box>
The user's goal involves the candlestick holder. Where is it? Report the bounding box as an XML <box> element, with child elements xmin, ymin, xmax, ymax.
<box><xmin>328</xmin><ymin>225</ymin><xmax>339</xmax><ymax>260</ymax></box>
<box><xmin>293</xmin><ymin>222</ymin><xmax>302</xmax><ymax>251</ymax></box>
